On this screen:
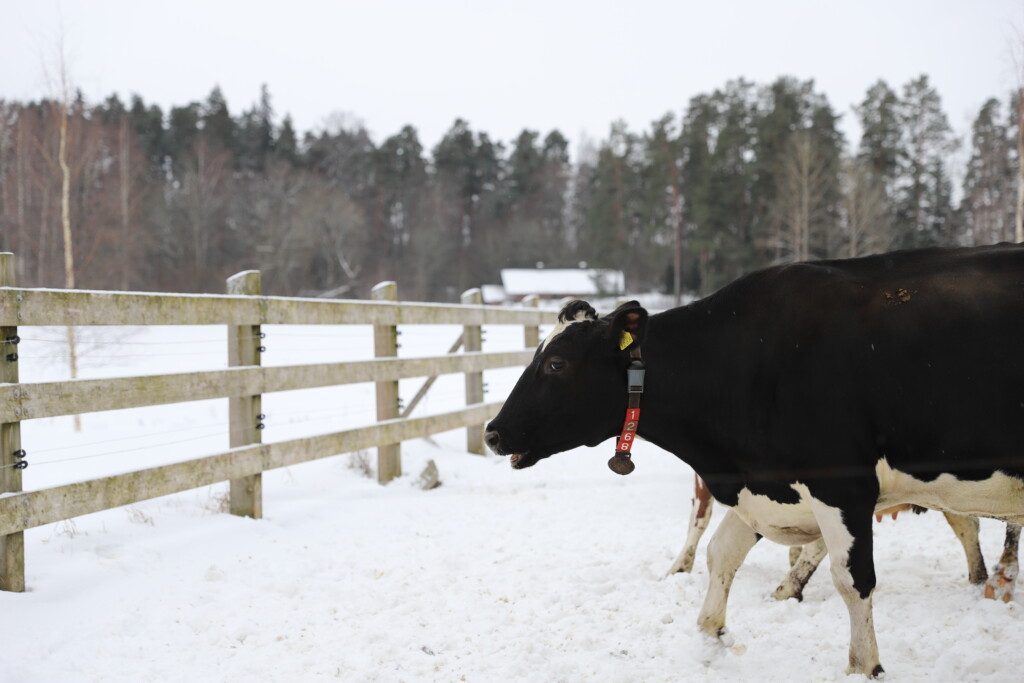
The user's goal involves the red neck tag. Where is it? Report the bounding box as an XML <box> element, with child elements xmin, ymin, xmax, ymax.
<box><xmin>615</xmin><ymin>408</ymin><xmax>640</xmax><ymax>453</ymax></box>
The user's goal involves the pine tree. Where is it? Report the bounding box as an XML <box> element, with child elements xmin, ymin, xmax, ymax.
<box><xmin>642</xmin><ymin>113</ymin><xmax>684</xmax><ymax>294</ymax></box>
<box><xmin>431</xmin><ymin>119</ymin><xmax>505</xmax><ymax>296</ymax></box>
<box><xmin>960</xmin><ymin>98</ymin><xmax>1015</xmax><ymax>244</ymax></box>
<box><xmin>166</xmin><ymin>102</ymin><xmax>201</xmax><ymax>175</ymax></box>
<box><xmin>538</xmin><ymin>130</ymin><xmax>570</xmax><ymax>248</ymax></box>
<box><xmin>752</xmin><ymin>78</ymin><xmax>842</xmax><ymax>264</ymax></box>
<box><xmin>895</xmin><ymin>75</ymin><xmax>958</xmax><ymax>248</ymax></box>
<box><xmin>375</xmin><ymin>125</ymin><xmax>428</xmax><ymax>294</ymax></box>
<box><xmin>201</xmin><ymin>86</ymin><xmax>236</xmax><ymax>156</ymax></box>
<box><xmin>584</xmin><ymin>120</ymin><xmax>644</xmax><ymax>276</ymax></box>
<box><xmin>680</xmin><ymin>81</ymin><xmax>758</xmax><ymax>293</ymax></box>
<box><xmin>856</xmin><ymin>80</ymin><xmax>903</xmax><ymax>188</ymax></box>
<box><xmin>237</xmin><ymin>84</ymin><xmax>275</xmax><ymax>172</ymax></box>
<box><xmin>128</xmin><ymin>95</ymin><xmax>165</xmax><ymax>172</ymax></box>
<box><xmin>275</xmin><ymin>115</ymin><xmax>299</xmax><ymax>165</ymax></box>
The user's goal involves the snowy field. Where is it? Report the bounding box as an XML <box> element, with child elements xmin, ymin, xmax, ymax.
<box><xmin>3</xmin><ymin>322</ymin><xmax>1024</xmax><ymax>682</ymax></box>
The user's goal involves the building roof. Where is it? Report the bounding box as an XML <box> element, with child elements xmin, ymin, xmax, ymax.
<box><xmin>500</xmin><ymin>268</ymin><xmax>625</xmax><ymax>297</ymax></box>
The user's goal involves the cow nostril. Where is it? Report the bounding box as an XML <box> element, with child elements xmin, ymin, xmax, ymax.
<box><xmin>484</xmin><ymin>429</ymin><xmax>501</xmax><ymax>450</ymax></box>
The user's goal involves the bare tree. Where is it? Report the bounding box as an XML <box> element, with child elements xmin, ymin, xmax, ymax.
<box><xmin>43</xmin><ymin>29</ymin><xmax>82</xmax><ymax>428</ymax></box>
<box><xmin>999</xmin><ymin>22</ymin><xmax>1024</xmax><ymax>242</ymax></box>
<box><xmin>262</xmin><ymin>177</ymin><xmax>367</xmax><ymax>296</ymax></box>
<box><xmin>0</xmin><ymin>102</ymin><xmax>14</xmax><ymax>255</ymax></box>
<box><xmin>118</xmin><ymin>115</ymin><xmax>132</xmax><ymax>289</ymax></box>
<box><xmin>842</xmin><ymin>157</ymin><xmax>889</xmax><ymax>257</ymax></box>
<box><xmin>772</xmin><ymin>130</ymin><xmax>836</xmax><ymax>261</ymax></box>
<box><xmin>160</xmin><ymin>133</ymin><xmax>232</xmax><ymax>289</ymax></box>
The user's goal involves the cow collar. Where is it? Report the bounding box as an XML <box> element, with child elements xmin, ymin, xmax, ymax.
<box><xmin>608</xmin><ymin>344</ymin><xmax>645</xmax><ymax>475</ymax></box>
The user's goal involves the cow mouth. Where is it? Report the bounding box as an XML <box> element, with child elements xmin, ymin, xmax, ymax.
<box><xmin>509</xmin><ymin>452</ymin><xmax>540</xmax><ymax>469</ymax></box>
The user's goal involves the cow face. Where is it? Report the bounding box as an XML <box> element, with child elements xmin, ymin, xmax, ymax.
<box><xmin>485</xmin><ymin>300</ymin><xmax>649</xmax><ymax>469</ymax></box>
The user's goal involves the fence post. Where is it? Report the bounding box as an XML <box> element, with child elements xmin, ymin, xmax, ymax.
<box><xmin>227</xmin><ymin>270</ymin><xmax>263</xmax><ymax>518</ymax></box>
<box><xmin>0</xmin><ymin>253</ymin><xmax>25</xmax><ymax>591</ymax></box>
<box><xmin>461</xmin><ymin>288</ymin><xmax>485</xmax><ymax>455</ymax></box>
<box><xmin>372</xmin><ymin>281</ymin><xmax>401</xmax><ymax>483</ymax></box>
<box><xmin>522</xmin><ymin>294</ymin><xmax>540</xmax><ymax>348</ymax></box>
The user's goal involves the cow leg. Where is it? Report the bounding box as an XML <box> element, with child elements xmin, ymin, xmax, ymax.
<box><xmin>773</xmin><ymin>538</ymin><xmax>828</xmax><ymax>601</ymax></box>
<box><xmin>696</xmin><ymin>509</ymin><xmax>760</xmax><ymax>639</ymax></box>
<box><xmin>942</xmin><ymin>512</ymin><xmax>987</xmax><ymax>585</ymax></box>
<box><xmin>808</xmin><ymin>496</ymin><xmax>883</xmax><ymax>678</ymax></box>
<box><xmin>667</xmin><ymin>474</ymin><xmax>714</xmax><ymax>575</ymax></box>
<box><xmin>984</xmin><ymin>523</ymin><xmax>1021</xmax><ymax>602</ymax></box>
<box><xmin>788</xmin><ymin>545</ymin><xmax>802</xmax><ymax>567</ymax></box>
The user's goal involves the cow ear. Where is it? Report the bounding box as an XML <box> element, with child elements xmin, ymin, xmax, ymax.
<box><xmin>608</xmin><ymin>301</ymin><xmax>648</xmax><ymax>352</ymax></box>
<box><xmin>558</xmin><ymin>299</ymin><xmax>598</xmax><ymax>323</ymax></box>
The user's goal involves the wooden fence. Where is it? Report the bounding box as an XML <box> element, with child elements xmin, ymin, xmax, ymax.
<box><xmin>0</xmin><ymin>252</ymin><xmax>552</xmax><ymax>592</ymax></box>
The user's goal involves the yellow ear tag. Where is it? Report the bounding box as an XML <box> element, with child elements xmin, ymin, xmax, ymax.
<box><xmin>618</xmin><ymin>331</ymin><xmax>634</xmax><ymax>350</ymax></box>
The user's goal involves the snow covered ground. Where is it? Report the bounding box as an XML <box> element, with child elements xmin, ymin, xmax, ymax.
<box><xmin>3</xmin><ymin>323</ymin><xmax>1024</xmax><ymax>682</ymax></box>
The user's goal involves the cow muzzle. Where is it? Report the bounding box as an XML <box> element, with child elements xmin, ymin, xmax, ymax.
<box><xmin>485</xmin><ymin>429</ymin><xmax>538</xmax><ymax>469</ymax></box>
<box><xmin>484</xmin><ymin>429</ymin><xmax>503</xmax><ymax>453</ymax></box>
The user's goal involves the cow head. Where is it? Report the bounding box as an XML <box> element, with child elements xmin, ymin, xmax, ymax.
<box><xmin>485</xmin><ymin>299</ymin><xmax>649</xmax><ymax>469</ymax></box>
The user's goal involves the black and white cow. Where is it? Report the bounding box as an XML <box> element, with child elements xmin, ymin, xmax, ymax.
<box><xmin>669</xmin><ymin>473</ymin><xmax>1020</xmax><ymax>603</ymax></box>
<box><xmin>485</xmin><ymin>244</ymin><xmax>1024</xmax><ymax>677</ymax></box>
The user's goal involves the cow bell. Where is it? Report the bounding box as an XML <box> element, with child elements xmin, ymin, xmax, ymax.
<box><xmin>608</xmin><ymin>452</ymin><xmax>635</xmax><ymax>475</ymax></box>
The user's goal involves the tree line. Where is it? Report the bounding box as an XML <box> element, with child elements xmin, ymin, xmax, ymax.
<box><xmin>0</xmin><ymin>75</ymin><xmax>1020</xmax><ymax>301</ymax></box>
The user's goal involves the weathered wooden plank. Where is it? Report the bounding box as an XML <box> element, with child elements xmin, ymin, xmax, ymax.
<box><xmin>1</xmin><ymin>350</ymin><xmax>535</xmax><ymax>423</ymax></box>
<box><xmin>462</xmin><ymin>288</ymin><xmax>485</xmax><ymax>455</ymax></box>
<box><xmin>522</xmin><ymin>295</ymin><xmax>541</xmax><ymax>348</ymax></box>
<box><xmin>0</xmin><ymin>253</ymin><xmax>24</xmax><ymax>591</ymax></box>
<box><xmin>227</xmin><ymin>270</ymin><xmax>263</xmax><ymax>519</ymax></box>
<box><xmin>400</xmin><ymin>333</ymin><xmax>463</xmax><ymax>419</ymax></box>
<box><xmin>0</xmin><ymin>402</ymin><xmax>504</xmax><ymax>537</ymax></box>
<box><xmin>372</xmin><ymin>282</ymin><xmax>401</xmax><ymax>484</ymax></box>
<box><xmin>0</xmin><ymin>288</ymin><xmax>555</xmax><ymax>327</ymax></box>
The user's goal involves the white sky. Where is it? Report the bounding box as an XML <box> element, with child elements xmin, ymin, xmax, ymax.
<box><xmin>2</xmin><ymin>0</ymin><xmax>1024</xmax><ymax>156</ymax></box>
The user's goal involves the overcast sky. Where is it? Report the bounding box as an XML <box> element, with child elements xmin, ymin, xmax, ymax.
<box><xmin>3</xmin><ymin>0</ymin><xmax>1024</xmax><ymax>158</ymax></box>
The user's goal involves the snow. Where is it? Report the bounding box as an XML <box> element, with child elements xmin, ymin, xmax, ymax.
<box><xmin>500</xmin><ymin>269</ymin><xmax>625</xmax><ymax>298</ymax></box>
<box><xmin>3</xmin><ymin>324</ymin><xmax>1024</xmax><ymax>682</ymax></box>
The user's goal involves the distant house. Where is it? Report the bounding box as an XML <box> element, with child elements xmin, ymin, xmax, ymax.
<box><xmin>496</xmin><ymin>268</ymin><xmax>625</xmax><ymax>301</ymax></box>
<box><xmin>480</xmin><ymin>284</ymin><xmax>509</xmax><ymax>304</ymax></box>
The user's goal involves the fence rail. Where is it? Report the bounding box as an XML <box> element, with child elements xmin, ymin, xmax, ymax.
<box><xmin>0</xmin><ymin>351</ymin><xmax>535</xmax><ymax>423</ymax></box>
<box><xmin>0</xmin><ymin>252</ymin><xmax>552</xmax><ymax>591</ymax></box>
<box><xmin>0</xmin><ymin>288</ymin><xmax>548</xmax><ymax>327</ymax></box>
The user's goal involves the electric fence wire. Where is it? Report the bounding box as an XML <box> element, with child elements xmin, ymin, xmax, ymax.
<box><xmin>5</xmin><ymin>323</ymin><xmax>504</xmax><ymax>471</ymax></box>
<box><xmin>2</xmin><ymin>389</ymin><xmax>471</xmax><ymax>471</ymax></box>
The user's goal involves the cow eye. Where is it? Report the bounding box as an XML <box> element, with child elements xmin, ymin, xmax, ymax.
<box><xmin>545</xmin><ymin>357</ymin><xmax>567</xmax><ymax>374</ymax></box>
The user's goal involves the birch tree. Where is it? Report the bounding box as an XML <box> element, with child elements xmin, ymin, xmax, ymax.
<box><xmin>47</xmin><ymin>33</ymin><xmax>82</xmax><ymax>429</ymax></box>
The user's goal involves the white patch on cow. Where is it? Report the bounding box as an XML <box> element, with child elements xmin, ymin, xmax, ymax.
<box><xmin>730</xmin><ymin>487</ymin><xmax>821</xmax><ymax>546</ymax></box>
<box><xmin>875</xmin><ymin>458</ymin><xmax>1024</xmax><ymax>523</ymax></box>
<box><xmin>697</xmin><ymin>509</ymin><xmax>759</xmax><ymax>638</ymax></box>
<box><xmin>799</xmin><ymin>486</ymin><xmax>882</xmax><ymax>676</ymax></box>
<box><xmin>540</xmin><ymin>309</ymin><xmax>591</xmax><ymax>350</ymax></box>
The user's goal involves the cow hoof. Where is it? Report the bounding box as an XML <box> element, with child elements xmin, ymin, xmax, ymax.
<box><xmin>666</xmin><ymin>555</ymin><xmax>695</xmax><ymax>575</ymax></box>
<box><xmin>983</xmin><ymin>562</ymin><xmax>1018</xmax><ymax>602</ymax></box>
<box><xmin>697</xmin><ymin>616</ymin><xmax>729</xmax><ymax>642</ymax></box>
<box><xmin>846</xmin><ymin>663</ymin><xmax>885</xmax><ymax>679</ymax></box>
<box><xmin>771</xmin><ymin>584</ymin><xmax>803</xmax><ymax>602</ymax></box>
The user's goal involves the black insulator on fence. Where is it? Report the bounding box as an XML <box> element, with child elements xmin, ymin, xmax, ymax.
<box><xmin>13</xmin><ymin>450</ymin><xmax>26</xmax><ymax>459</ymax></box>
<box><xmin>13</xmin><ymin>461</ymin><xmax>27</xmax><ymax>470</ymax></box>
<box><xmin>4</xmin><ymin>335</ymin><xmax>19</xmax><ymax>345</ymax></box>
<box><xmin>5</xmin><ymin>353</ymin><xmax>17</xmax><ymax>362</ymax></box>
